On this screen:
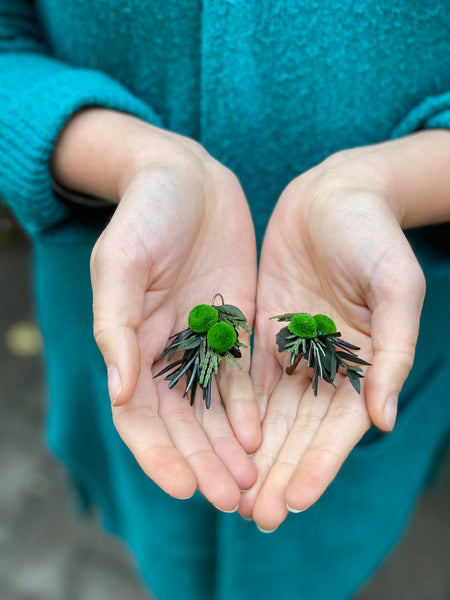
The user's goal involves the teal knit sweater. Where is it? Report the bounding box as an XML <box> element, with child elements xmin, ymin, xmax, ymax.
<box><xmin>1</xmin><ymin>2</ymin><xmax>449</xmax><ymax>599</ymax></box>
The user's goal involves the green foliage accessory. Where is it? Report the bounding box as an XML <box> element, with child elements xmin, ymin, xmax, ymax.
<box><xmin>207</xmin><ymin>322</ymin><xmax>237</xmax><ymax>354</ymax></box>
<box><xmin>188</xmin><ymin>304</ymin><xmax>219</xmax><ymax>333</ymax></box>
<box><xmin>288</xmin><ymin>313</ymin><xmax>317</xmax><ymax>338</ymax></box>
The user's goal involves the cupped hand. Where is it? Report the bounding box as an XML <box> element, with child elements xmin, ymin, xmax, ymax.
<box><xmin>88</xmin><ymin>122</ymin><xmax>261</xmax><ymax>511</ymax></box>
<box><xmin>241</xmin><ymin>150</ymin><xmax>425</xmax><ymax>530</ymax></box>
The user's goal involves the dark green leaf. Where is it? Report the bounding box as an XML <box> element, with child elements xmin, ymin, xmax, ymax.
<box><xmin>168</xmin><ymin>328</ymin><xmax>191</xmax><ymax>340</ymax></box>
<box><xmin>347</xmin><ymin>365</ymin><xmax>363</xmax><ymax>373</ymax></box>
<box><xmin>347</xmin><ymin>368</ymin><xmax>361</xmax><ymax>393</ymax></box>
<box><xmin>307</xmin><ymin>342</ymin><xmax>314</xmax><ymax>367</ymax></box>
<box><xmin>217</xmin><ymin>304</ymin><xmax>246</xmax><ymax>321</ymax></box>
<box><xmin>204</xmin><ymin>380</ymin><xmax>212</xmax><ymax>409</ymax></box>
<box><xmin>168</xmin><ymin>354</ymin><xmax>197</xmax><ymax>389</ymax></box>
<box><xmin>319</xmin><ymin>346</ymin><xmax>336</xmax><ymax>383</ymax></box>
<box><xmin>333</xmin><ymin>338</ymin><xmax>361</xmax><ymax>351</ymax></box>
<box><xmin>189</xmin><ymin>376</ymin><xmax>198</xmax><ymax>406</ymax></box>
<box><xmin>330</xmin><ymin>353</ymin><xmax>337</xmax><ymax>381</ymax></box>
<box><xmin>179</xmin><ymin>336</ymin><xmax>202</xmax><ymax>350</ymax></box>
<box><xmin>184</xmin><ymin>356</ymin><xmax>200</xmax><ymax>397</ymax></box>
<box><xmin>312</xmin><ymin>369</ymin><xmax>319</xmax><ymax>396</ymax></box>
<box><xmin>154</xmin><ymin>359</ymin><xmax>184</xmax><ymax>378</ymax></box>
<box><xmin>229</xmin><ymin>345</ymin><xmax>242</xmax><ymax>358</ymax></box>
<box><xmin>269</xmin><ymin>313</ymin><xmax>296</xmax><ymax>322</ymax></box>
<box><xmin>336</xmin><ymin>351</ymin><xmax>371</xmax><ymax>365</ymax></box>
<box><xmin>276</xmin><ymin>326</ymin><xmax>291</xmax><ymax>352</ymax></box>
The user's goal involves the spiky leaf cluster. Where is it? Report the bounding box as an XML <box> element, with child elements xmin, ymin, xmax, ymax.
<box><xmin>272</xmin><ymin>312</ymin><xmax>370</xmax><ymax>396</ymax></box>
<box><xmin>155</xmin><ymin>301</ymin><xmax>248</xmax><ymax>409</ymax></box>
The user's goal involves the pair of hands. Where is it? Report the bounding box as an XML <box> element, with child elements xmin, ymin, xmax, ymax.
<box><xmin>56</xmin><ymin>110</ymin><xmax>426</xmax><ymax>532</ymax></box>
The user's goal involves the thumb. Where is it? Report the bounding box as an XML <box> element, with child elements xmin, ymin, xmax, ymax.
<box><xmin>364</xmin><ymin>247</ymin><xmax>426</xmax><ymax>432</ymax></box>
<box><xmin>90</xmin><ymin>232</ymin><xmax>147</xmax><ymax>406</ymax></box>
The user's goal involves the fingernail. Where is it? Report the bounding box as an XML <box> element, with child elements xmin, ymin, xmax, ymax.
<box><xmin>287</xmin><ymin>504</ymin><xmax>307</xmax><ymax>513</ymax></box>
<box><xmin>257</xmin><ymin>526</ymin><xmax>277</xmax><ymax>534</ymax></box>
<box><xmin>108</xmin><ymin>365</ymin><xmax>121</xmax><ymax>405</ymax></box>
<box><xmin>384</xmin><ymin>393</ymin><xmax>398</xmax><ymax>430</ymax></box>
<box><xmin>215</xmin><ymin>504</ymin><xmax>240</xmax><ymax>514</ymax></box>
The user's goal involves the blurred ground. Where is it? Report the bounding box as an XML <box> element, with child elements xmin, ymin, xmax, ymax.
<box><xmin>0</xmin><ymin>211</ymin><xmax>449</xmax><ymax>600</ymax></box>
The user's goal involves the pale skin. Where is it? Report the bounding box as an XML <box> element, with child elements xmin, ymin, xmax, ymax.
<box><xmin>52</xmin><ymin>108</ymin><xmax>450</xmax><ymax>529</ymax></box>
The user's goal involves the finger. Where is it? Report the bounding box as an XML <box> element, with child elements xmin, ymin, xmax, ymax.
<box><xmin>113</xmin><ymin>363</ymin><xmax>197</xmax><ymax>499</ymax></box>
<box><xmin>252</xmin><ymin>379</ymin><xmax>335</xmax><ymax>531</ymax></box>
<box><xmin>365</xmin><ymin>247</ymin><xmax>425</xmax><ymax>431</ymax></box>
<box><xmin>91</xmin><ymin>230</ymin><xmax>148</xmax><ymax>406</ymax></box>
<box><xmin>238</xmin><ymin>367</ymin><xmax>311</xmax><ymax>520</ymax></box>
<box><xmin>157</xmin><ymin>379</ymin><xmax>241</xmax><ymax>512</ymax></box>
<box><xmin>250</xmin><ymin>321</ymin><xmax>283</xmax><ymax>420</ymax></box>
<box><xmin>216</xmin><ymin>331</ymin><xmax>262</xmax><ymax>453</ymax></box>
<box><xmin>195</xmin><ymin>376</ymin><xmax>257</xmax><ymax>491</ymax></box>
<box><xmin>285</xmin><ymin>378</ymin><xmax>371</xmax><ymax>512</ymax></box>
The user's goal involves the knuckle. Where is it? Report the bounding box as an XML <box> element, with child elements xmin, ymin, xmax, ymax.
<box><xmin>90</xmin><ymin>236</ymin><xmax>104</xmax><ymax>274</ymax></box>
<box><xmin>393</xmin><ymin>256</ymin><xmax>425</xmax><ymax>292</ymax></box>
<box><xmin>92</xmin><ymin>320</ymin><xmax>108</xmax><ymax>347</ymax></box>
<box><xmin>391</xmin><ymin>348</ymin><xmax>416</xmax><ymax>372</ymax></box>
<box><xmin>176</xmin><ymin>134</ymin><xmax>211</xmax><ymax>162</ymax></box>
<box><xmin>90</xmin><ymin>236</ymin><xmax>112</xmax><ymax>269</ymax></box>
<box><xmin>209</xmin><ymin>162</ymin><xmax>241</xmax><ymax>190</ymax></box>
<box><xmin>411</xmin><ymin>262</ymin><xmax>426</xmax><ymax>297</ymax></box>
<box><xmin>377</xmin><ymin>346</ymin><xmax>416</xmax><ymax>374</ymax></box>
<box><xmin>374</xmin><ymin>251</ymin><xmax>426</xmax><ymax>304</ymax></box>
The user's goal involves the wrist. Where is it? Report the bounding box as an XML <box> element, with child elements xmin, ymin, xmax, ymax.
<box><xmin>51</xmin><ymin>108</ymin><xmax>207</xmax><ymax>204</ymax></box>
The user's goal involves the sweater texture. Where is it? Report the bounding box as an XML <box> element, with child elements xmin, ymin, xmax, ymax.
<box><xmin>1</xmin><ymin>1</ymin><xmax>449</xmax><ymax>599</ymax></box>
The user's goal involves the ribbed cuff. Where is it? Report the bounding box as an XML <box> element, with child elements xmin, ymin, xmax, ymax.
<box><xmin>0</xmin><ymin>53</ymin><xmax>162</xmax><ymax>236</ymax></box>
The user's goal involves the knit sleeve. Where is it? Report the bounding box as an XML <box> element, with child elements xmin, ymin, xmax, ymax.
<box><xmin>0</xmin><ymin>0</ymin><xmax>163</xmax><ymax>236</ymax></box>
<box><xmin>390</xmin><ymin>91</ymin><xmax>450</xmax><ymax>138</ymax></box>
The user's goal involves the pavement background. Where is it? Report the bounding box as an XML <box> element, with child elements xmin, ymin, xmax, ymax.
<box><xmin>0</xmin><ymin>209</ymin><xmax>448</xmax><ymax>600</ymax></box>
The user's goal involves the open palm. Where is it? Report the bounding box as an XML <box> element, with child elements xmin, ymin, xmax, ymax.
<box><xmin>240</xmin><ymin>167</ymin><xmax>425</xmax><ymax>531</ymax></box>
<box><xmin>91</xmin><ymin>160</ymin><xmax>260</xmax><ymax>512</ymax></box>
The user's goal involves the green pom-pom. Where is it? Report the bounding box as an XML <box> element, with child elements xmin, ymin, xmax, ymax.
<box><xmin>188</xmin><ymin>304</ymin><xmax>218</xmax><ymax>333</ymax></box>
<box><xmin>313</xmin><ymin>314</ymin><xmax>337</xmax><ymax>336</ymax></box>
<box><xmin>207</xmin><ymin>322</ymin><xmax>237</xmax><ymax>354</ymax></box>
<box><xmin>288</xmin><ymin>313</ymin><xmax>317</xmax><ymax>338</ymax></box>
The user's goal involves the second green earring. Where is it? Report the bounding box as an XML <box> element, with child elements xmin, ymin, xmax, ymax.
<box><xmin>270</xmin><ymin>312</ymin><xmax>371</xmax><ymax>396</ymax></box>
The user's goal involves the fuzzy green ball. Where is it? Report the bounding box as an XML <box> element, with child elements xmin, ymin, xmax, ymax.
<box><xmin>188</xmin><ymin>304</ymin><xmax>219</xmax><ymax>333</ymax></box>
<box><xmin>207</xmin><ymin>322</ymin><xmax>237</xmax><ymax>354</ymax></box>
<box><xmin>288</xmin><ymin>313</ymin><xmax>317</xmax><ymax>338</ymax></box>
<box><xmin>313</xmin><ymin>314</ymin><xmax>337</xmax><ymax>336</ymax></box>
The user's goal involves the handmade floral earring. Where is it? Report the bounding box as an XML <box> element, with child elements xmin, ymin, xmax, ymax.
<box><xmin>271</xmin><ymin>312</ymin><xmax>371</xmax><ymax>395</ymax></box>
<box><xmin>154</xmin><ymin>294</ymin><xmax>250</xmax><ymax>408</ymax></box>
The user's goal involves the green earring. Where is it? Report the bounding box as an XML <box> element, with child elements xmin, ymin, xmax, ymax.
<box><xmin>271</xmin><ymin>312</ymin><xmax>371</xmax><ymax>396</ymax></box>
<box><xmin>154</xmin><ymin>294</ymin><xmax>249</xmax><ymax>409</ymax></box>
